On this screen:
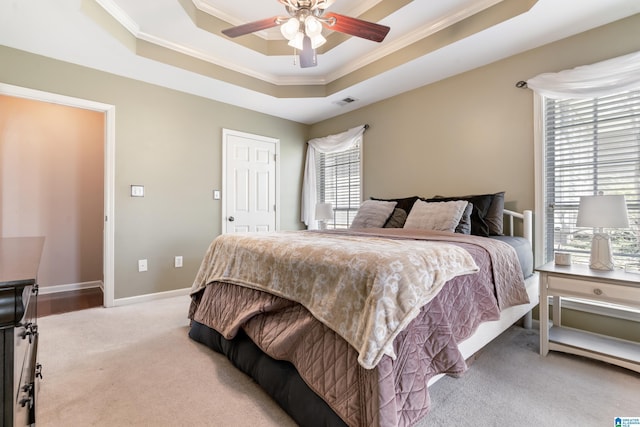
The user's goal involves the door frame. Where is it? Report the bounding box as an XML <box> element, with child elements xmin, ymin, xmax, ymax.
<box><xmin>0</xmin><ymin>83</ymin><xmax>116</xmax><ymax>307</ymax></box>
<box><xmin>222</xmin><ymin>128</ymin><xmax>280</xmax><ymax>233</ymax></box>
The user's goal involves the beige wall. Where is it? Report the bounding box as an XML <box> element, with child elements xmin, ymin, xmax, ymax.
<box><xmin>310</xmin><ymin>14</ymin><xmax>640</xmax><ymax>218</ymax></box>
<box><xmin>0</xmin><ymin>46</ymin><xmax>308</xmax><ymax>300</ymax></box>
<box><xmin>0</xmin><ymin>95</ymin><xmax>104</xmax><ymax>287</ymax></box>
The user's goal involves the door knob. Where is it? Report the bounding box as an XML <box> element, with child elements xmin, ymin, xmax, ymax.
<box><xmin>228</xmin><ymin>216</ymin><xmax>235</xmax><ymax>222</ymax></box>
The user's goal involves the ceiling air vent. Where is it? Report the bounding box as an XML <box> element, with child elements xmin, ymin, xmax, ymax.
<box><xmin>335</xmin><ymin>97</ymin><xmax>358</xmax><ymax>107</ymax></box>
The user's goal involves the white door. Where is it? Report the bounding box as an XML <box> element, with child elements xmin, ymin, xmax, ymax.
<box><xmin>222</xmin><ymin>129</ymin><xmax>279</xmax><ymax>233</ymax></box>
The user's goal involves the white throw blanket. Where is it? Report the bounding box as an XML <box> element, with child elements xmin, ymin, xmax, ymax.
<box><xmin>190</xmin><ymin>230</ymin><xmax>479</xmax><ymax>369</ymax></box>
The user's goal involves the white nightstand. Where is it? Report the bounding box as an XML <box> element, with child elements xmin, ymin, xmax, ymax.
<box><xmin>537</xmin><ymin>262</ymin><xmax>640</xmax><ymax>373</ymax></box>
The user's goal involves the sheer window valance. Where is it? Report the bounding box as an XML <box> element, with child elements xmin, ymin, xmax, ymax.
<box><xmin>527</xmin><ymin>50</ymin><xmax>640</xmax><ymax>98</ymax></box>
<box><xmin>301</xmin><ymin>125</ymin><xmax>366</xmax><ymax>229</ymax></box>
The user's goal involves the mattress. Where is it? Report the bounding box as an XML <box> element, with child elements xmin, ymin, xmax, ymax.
<box><xmin>490</xmin><ymin>235</ymin><xmax>534</xmax><ymax>278</ymax></box>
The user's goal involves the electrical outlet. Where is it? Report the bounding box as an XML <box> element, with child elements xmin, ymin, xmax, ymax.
<box><xmin>174</xmin><ymin>256</ymin><xmax>183</xmax><ymax>268</ymax></box>
<box><xmin>138</xmin><ymin>259</ymin><xmax>148</xmax><ymax>272</ymax></box>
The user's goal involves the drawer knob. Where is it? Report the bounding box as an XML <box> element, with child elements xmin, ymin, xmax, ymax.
<box><xmin>593</xmin><ymin>288</ymin><xmax>603</xmax><ymax>296</ymax></box>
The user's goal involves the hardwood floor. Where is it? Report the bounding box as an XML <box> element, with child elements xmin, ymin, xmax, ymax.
<box><xmin>38</xmin><ymin>287</ymin><xmax>103</xmax><ymax>317</ymax></box>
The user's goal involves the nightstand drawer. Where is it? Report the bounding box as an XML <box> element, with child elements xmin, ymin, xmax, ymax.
<box><xmin>547</xmin><ymin>275</ymin><xmax>640</xmax><ymax>307</ymax></box>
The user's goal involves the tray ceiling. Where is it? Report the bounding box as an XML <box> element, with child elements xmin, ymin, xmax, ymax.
<box><xmin>1</xmin><ymin>0</ymin><xmax>639</xmax><ymax>124</ymax></box>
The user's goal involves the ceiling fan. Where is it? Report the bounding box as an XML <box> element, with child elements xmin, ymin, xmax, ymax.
<box><xmin>221</xmin><ymin>0</ymin><xmax>391</xmax><ymax>68</ymax></box>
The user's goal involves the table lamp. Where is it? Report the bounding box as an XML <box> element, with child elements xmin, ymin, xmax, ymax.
<box><xmin>576</xmin><ymin>193</ymin><xmax>629</xmax><ymax>270</ymax></box>
<box><xmin>315</xmin><ymin>202</ymin><xmax>333</xmax><ymax>229</ymax></box>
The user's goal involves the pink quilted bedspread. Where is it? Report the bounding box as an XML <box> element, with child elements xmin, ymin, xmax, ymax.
<box><xmin>189</xmin><ymin>230</ymin><xmax>528</xmax><ymax>426</ymax></box>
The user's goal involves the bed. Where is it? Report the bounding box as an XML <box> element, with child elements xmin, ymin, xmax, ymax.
<box><xmin>188</xmin><ymin>193</ymin><xmax>538</xmax><ymax>426</ymax></box>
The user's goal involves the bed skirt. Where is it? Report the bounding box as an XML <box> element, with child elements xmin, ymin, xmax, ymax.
<box><xmin>189</xmin><ymin>320</ymin><xmax>347</xmax><ymax>426</ymax></box>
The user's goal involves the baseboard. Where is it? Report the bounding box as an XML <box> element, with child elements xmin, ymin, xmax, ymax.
<box><xmin>113</xmin><ymin>287</ymin><xmax>191</xmax><ymax>307</ymax></box>
<box><xmin>38</xmin><ymin>281</ymin><xmax>103</xmax><ymax>295</ymax></box>
<box><xmin>39</xmin><ymin>283</ymin><xmax>190</xmax><ymax>306</ymax></box>
<box><xmin>37</xmin><ymin>282</ymin><xmax>190</xmax><ymax>310</ymax></box>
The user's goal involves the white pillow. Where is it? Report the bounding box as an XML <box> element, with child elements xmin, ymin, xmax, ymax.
<box><xmin>350</xmin><ymin>200</ymin><xmax>397</xmax><ymax>228</ymax></box>
<box><xmin>403</xmin><ymin>200</ymin><xmax>469</xmax><ymax>232</ymax></box>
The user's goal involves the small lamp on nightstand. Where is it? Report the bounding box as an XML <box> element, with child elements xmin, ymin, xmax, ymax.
<box><xmin>315</xmin><ymin>202</ymin><xmax>333</xmax><ymax>229</ymax></box>
<box><xmin>576</xmin><ymin>193</ymin><xmax>629</xmax><ymax>271</ymax></box>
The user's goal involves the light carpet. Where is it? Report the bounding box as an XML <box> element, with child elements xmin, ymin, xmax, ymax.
<box><xmin>37</xmin><ymin>295</ymin><xmax>639</xmax><ymax>426</ymax></box>
<box><xmin>424</xmin><ymin>325</ymin><xmax>639</xmax><ymax>426</ymax></box>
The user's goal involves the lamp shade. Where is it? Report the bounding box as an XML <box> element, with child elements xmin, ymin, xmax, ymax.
<box><xmin>576</xmin><ymin>194</ymin><xmax>629</xmax><ymax>229</ymax></box>
<box><xmin>315</xmin><ymin>202</ymin><xmax>333</xmax><ymax>221</ymax></box>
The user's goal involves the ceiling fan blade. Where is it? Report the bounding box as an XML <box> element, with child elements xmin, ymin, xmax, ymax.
<box><xmin>222</xmin><ymin>16</ymin><xmax>281</xmax><ymax>38</ymax></box>
<box><xmin>299</xmin><ymin>36</ymin><xmax>317</xmax><ymax>68</ymax></box>
<box><xmin>323</xmin><ymin>12</ymin><xmax>390</xmax><ymax>42</ymax></box>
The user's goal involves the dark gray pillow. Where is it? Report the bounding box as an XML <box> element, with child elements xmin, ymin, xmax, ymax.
<box><xmin>383</xmin><ymin>208</ymin><xmax>408</xmax><ymax>228</ymax></box>
<box><xmin>485</xmin><ymin>191</ymin><xmax>505</xmax><ymax>235</ymax></box>
<box><xmin>455</xmin><ymin>202</ymin><xmax>473</xmax><ymax>234</ymax></box>
<box><xmin>350</xmin><ymin>200</ymin><xmax>397</xmax><ymax>228</ymax></box>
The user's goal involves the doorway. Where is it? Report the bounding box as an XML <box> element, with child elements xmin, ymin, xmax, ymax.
<box><xmin>0</xmin><ymin>83</ymin><xmax>116</xmax><ymax>307</ymax></box>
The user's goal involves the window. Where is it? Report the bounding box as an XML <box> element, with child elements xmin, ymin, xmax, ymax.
<box><xmin>316</xmin><ymin>139</ymin><xmax>362</xmax><ymax>229</ymax></box>
<box><xmin>541</xmin><ymin>89</ymin><xmax>640</xmax><ymax>268</ymax></box>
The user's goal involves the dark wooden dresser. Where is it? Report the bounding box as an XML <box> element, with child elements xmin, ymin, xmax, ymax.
<box><xmin>1</xmin><ymin>237</ymin><xmax>44</xmax><ymax>426</ymax></box>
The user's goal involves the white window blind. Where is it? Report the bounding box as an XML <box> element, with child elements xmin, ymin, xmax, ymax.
<box><xmin>316</xmin><ymin>141</ymin><xmax>361</xmax><ymax>229</ymax></box>
<box><xmin>543</xmin><ymin>89</ymin><xmax>640</xmax><ymax>267</ymax></box>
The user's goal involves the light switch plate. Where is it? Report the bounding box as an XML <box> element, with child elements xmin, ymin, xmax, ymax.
<box><xmin>213</xmin><ymin>190</ymin><xmax>221</xmax><ymax>200</ymax></box>
<box><xmin>131</xmin><ymin>185</ymin><xmax>144</xmax><ymax>197</ymax></box>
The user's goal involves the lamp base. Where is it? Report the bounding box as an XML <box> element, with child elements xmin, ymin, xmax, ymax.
<box><xmin>589</xmin><ymin>232</ymin><xmax>614</xmax><ymax>271</ymax></box>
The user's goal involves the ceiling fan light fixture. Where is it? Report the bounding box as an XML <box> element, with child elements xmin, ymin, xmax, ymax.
<box><xmin>280</xmin><ymin>17</ymin><xmax>300</xmax><ymax>40</ymax></box>
<box><xmin>288</xmin><ymin>31</ymin><xmax>305</xmax><ymax>50</ymax></box>
<box><xmin>304</xmin><ymin>16</ymin><xmax>323</xmax><ymax>37</ymax></box>
<box><xmin>223</xmin><ymin>0</ymin><xmax>390</xmax><ymax>69</ymax></box>
<box><xmin>310</xmin><ymin>33</ymin><xmax>326</xmax><ymax>49</ymax></box>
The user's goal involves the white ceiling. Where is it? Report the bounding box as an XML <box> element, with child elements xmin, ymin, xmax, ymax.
<box><xmin>1</xmin><ymin>0</ymin><xmax>639</xmax><ymax>124</ymax></box>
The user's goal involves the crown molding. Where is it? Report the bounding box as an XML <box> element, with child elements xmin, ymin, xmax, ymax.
<box><xmin>137</xmin><ymin>32</ymin><xmax>289</xmax><ymax>85</ymax></box>
<box><xmin>94</xmin><ymin>0</ymin><xmax>139</xmax><ymax>34</ymax></box>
